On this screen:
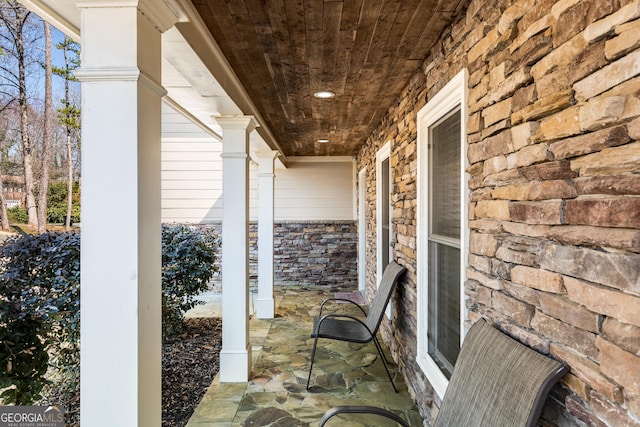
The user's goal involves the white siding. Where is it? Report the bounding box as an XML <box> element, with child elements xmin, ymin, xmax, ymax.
<box><xmin>161</xmin><ymin>103</ymin><xmax>223</xmax><ymax>223</ymax></box>
<box><xmin>161</xmin><ymin>103</ymin><xmax>354</xmax><ymax>223</ymax></box>
<box><xmin>274</xmin><ymin>161</ymin><xmax>354</xmax><ymax>220</ymax></box>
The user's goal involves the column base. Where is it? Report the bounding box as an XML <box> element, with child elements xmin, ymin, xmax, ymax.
<box><xmin>219</xmin><ymin>344</ymin><xmax>252</xmax><ymax>382</ymax></box>
<box><xmin>255</xmin><ymin>297</ymin><xmax>275</xmax><ymax>319</ymax></box>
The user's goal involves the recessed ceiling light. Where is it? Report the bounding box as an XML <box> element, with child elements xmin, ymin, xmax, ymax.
<box><xmin>317</xmin><ymin>139</ymin><xmax>329</xmax><ymax>143</ymax></box>
<box><xmin>314</xmin><ymin>91</ymin><xmax>335</xmax><ymax>99</ymax></box>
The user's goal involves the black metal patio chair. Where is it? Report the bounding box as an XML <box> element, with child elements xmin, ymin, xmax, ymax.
<box><xmin>319</xmin><ymin>318</ymin><xmax>569</xmax><ymax>426</ymax></box>
<box><xmin>306</xmin><ymin>260</ymin><xmax>407</xmax><ymax>392</ymax></box>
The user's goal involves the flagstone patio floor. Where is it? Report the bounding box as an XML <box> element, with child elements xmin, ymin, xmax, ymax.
<box><xmin>185</xmin><ymin>285</ymin><xmax>424</xmax><ymax>426</ymax></box>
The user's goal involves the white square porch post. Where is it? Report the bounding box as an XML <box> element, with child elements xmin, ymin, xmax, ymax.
<box><xmin>217</xmin><ymin>116</ymin><xmax>257</xmax><ymax>382</ymax></box>
<box><xmin>256</xmin><ymin>151</ymin><xmax>279</xmax><ymax>319</ymax></box>
<box><xmin>75</xmin><ymin>2</ymin><xmax>179</xmax><ymax>425</ymax></box>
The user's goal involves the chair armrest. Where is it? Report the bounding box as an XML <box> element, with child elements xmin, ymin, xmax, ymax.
<box><xmin>319</xmin><ymin>297</ymin><xmax>367</xmax><ymax>317</ymax></box>
<box><xmin>319</xmin><ymin>405</ymin><xmax>411</xmax><ymax>427</ymax></box>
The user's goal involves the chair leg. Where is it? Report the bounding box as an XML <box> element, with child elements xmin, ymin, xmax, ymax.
<box><xmin>374</xmin><ymin>336</ymin><xmax>391</xmax><ymax>365</ymax></box>
<box><xmin>373</xmin><ymin>337</ymin><xmax>398</xmax><ymax>393</ymax></box>
<box><xmin>307</xmin><ymin>335</ymin><xmax>320</xmax><ymax>390</ymax></box>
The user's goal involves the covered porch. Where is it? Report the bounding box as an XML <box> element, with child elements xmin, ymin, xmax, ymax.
<box><xmin>19</xmin><ymin>1</ymin><xmax>421</xmax><ymax>424</ymax></box>
<box><xmin>19</xmin><ymin>0</ymin><xmax>640</xmax><ymax>426</ymax></box>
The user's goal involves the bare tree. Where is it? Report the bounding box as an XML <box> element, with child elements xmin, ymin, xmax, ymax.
<box><xmin>36</xmin><ymin>19</ymin><xmax>51</xmax><ymax>233</ymax></box>
<box><xmin>0</xmin><ymin>98</ymin><xmax>17</xmax><ymax>230</ymax></box>
<box><xmin>0</xmin><ymin>179</ymin><xmax>9</xmax><ymax>230</ymax></box>
<box><xmin>0</xmin><ymin>123</ymin><xmax>10</xmax><ymax>231</ymax></box>
<box><xmin>53</xmin><ymin>35</ymin><xmax>79</xmax><ymax>231</ymax></box>
<box><xmin>0</xmin><ymin>1</ymin><xmax>40</xmax><ymax>230</ymax></box>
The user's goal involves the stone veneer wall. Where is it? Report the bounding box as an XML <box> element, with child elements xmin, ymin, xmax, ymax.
<box><xmin>189</xmin><ymin>221</ymin><xmax>357</xmax><ymax>288</ymax></box>
<box><xmin>272</xmin><ymin>221</ymin><xmax>358</xmax><ymax>286</ymax></box>
<box><xmin>356</xmin><ymin>0</ymin><xmax>640</xmax><ymax>425</ymax></box>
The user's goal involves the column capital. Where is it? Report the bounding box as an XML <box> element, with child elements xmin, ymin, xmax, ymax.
<box><xmin>76</xmin><ymin>0</ymin><xmax>185</xmax><ymax>32</ymax></box>
<box><xmin>256</xmin><ymin>150</ymin><xmax>279</xmax><ymax>176</ymax></box>
<box><xmin>140</xmin><ymin>0</ymin><xmax>185</xmax><ymax>31</ymax></box>
<box><xmin>220</xmin><ymin>152</ymin><xmax>248</xmax><ymax>160</ymax></box>
<box><xmin>216</xmin><ymin>115</ymin><xmax>259</xmax><ymax>133</ymax></box>
<box><xmin>74</xmin><ymin>68</ymin><xmax>167</xmax><ymax>97</ymax></box>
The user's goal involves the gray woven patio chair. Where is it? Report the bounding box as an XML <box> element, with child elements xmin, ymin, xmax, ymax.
<box><xmin>306</xmin><ymin>260</ymin><xmax>407</xmax><ymax>392</ymax></box>
<box><xmin>319</xmin><ymin>318</ymin><xmax>569</xmax><ymax>427</ymax></box>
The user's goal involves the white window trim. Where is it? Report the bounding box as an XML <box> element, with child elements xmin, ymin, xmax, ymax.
<box><xmin>358</xmin><ymin>167</ymin><xmax>367</xmax><ymax>292</ymax></box>
<box><xmin>416</xmin><ymin>69</ymin><xmax>469</xmax><ymax>399</ymax></box>
<box><xmin>376</xmin><ymin>142</ymin><xmax>392</xmax><ymax>289</ymax></box>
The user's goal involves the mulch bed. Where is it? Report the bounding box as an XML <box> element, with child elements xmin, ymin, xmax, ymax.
<box><xmin>163</xmin><ymin>317</ymin><xmax>222</xmax><ymax>427</ymax></box>
<box><xmin>41</xmin><ymin>317</ymin><xmax>221</xmax><ymax>427</ymax></box>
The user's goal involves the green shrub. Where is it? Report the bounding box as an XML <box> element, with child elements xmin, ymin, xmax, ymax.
<box><xmin>0</xmin><ymin>319</ymin><xmax>49</xmax><ymax>405</ymax></box>
<box><xmin>0</xmin><ymin>232</ymin><xmax>80</xmax><ymax>404</ymax></box>
<box><xmin>0</xmin><ymin>225</ymin><xmax>218</xmax><ymax>405</ymax></box>
<box><xmin>7</xmin><ymin>206</ymin><xmax>28</xmax><ymax>224</ymax></box>
<box><xmin>46</xmin><ymin>204</ymin><xmax>81</xmax><ymax>224</ymax></box>
<box><xmin>162</xmin><ymin>224</ymin><xmax>218</xmax><ymax>336</ymax></box>
<box><xmin>46</xmin><ymin>182</ymin><xmax>81</xmax><ymax>224</ymax></box>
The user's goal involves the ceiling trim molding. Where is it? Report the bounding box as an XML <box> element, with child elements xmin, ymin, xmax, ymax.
<box><xmin>288</xmin><ymin>156</ymin><xmax>355</xmax><ymax>163</ymax></box>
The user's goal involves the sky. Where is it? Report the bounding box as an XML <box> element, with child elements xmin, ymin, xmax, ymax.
<box><xmin>50</xmin><ymin>26</ymin><xmax>80</xmax><ymax>102</ymax></box>
<box><xmin>23</xmin><ymin>22</ymin><xmax>81</xmax><ymax>107</ymax></box>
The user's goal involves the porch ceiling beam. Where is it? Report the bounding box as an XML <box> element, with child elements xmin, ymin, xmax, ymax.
<box><xmin>19</xmin><ymin>0</ymin><xmax>288</xmax><ymax>167</ymax></box>
<box><xmin>163</xmin><ymin>96</ymin><xmax>222</xmax><ymax>142</ymax></box>
<box><xmin>18</xmin><ymin>0</ymin><xmax>80</xmax><ymax>40</ymax></box>
<box><xmin>172</xmin><ymin>0</ymin><xmax>288</xmax><ymax>167</ymax></box>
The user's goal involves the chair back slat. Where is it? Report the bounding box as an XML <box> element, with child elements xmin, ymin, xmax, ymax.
<box><xmin>365</xmin><ymin>261</ymin><xmax>406</xmax><ymax>333</ymax></box>
<box><xmin>434</xmin><ymin>319</ymin><xmax>568</xmax><ymax>427</ymax></box>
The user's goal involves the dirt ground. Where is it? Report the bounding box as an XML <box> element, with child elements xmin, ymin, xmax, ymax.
<box><xmin>162</xmin><ymin>317</ymin><xmax>222</xmax><ymax>427</ymax></box>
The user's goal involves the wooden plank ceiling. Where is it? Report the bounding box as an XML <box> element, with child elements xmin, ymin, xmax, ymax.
<box><xmin>191</xmin><ymin>0</ymin><xmax>464</xmax><ymax>156</ymax></box>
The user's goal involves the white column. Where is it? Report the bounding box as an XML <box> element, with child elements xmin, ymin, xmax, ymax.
<box><xmin>217</xmin><ymin>116</ymin><xmax>257</xmax><ymax>382</ymax></box>
<box><xmin>75</xmin><ymin>2</ymin><xmax>178</xmax><ymax>426</ymax></box>
<box><xmin>256</xmin><ymin>151</ymin><xmax>279</xmax><ymax>319</ymax></box>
